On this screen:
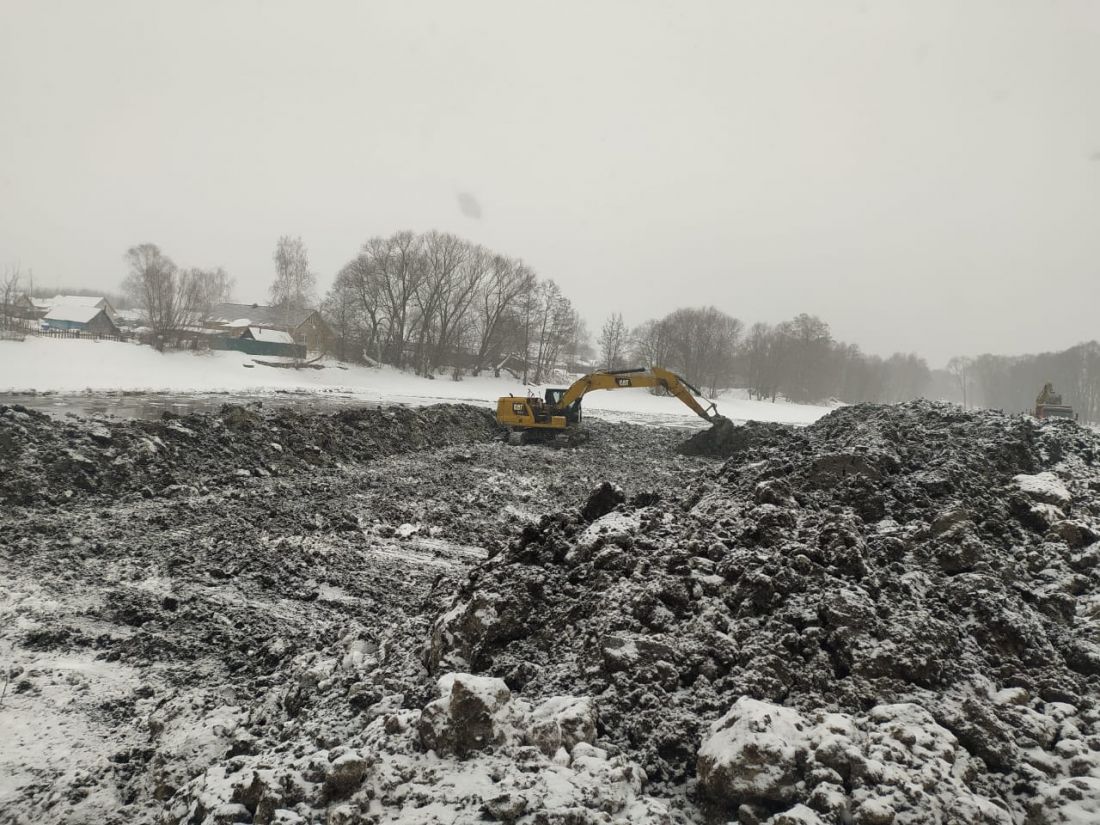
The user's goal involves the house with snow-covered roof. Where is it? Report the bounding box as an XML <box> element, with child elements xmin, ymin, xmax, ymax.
<box><xmin>241</xmin><ymin>327</ymin><xmax>295</xmax><ymax>345</ymax></box>
<box><xmin>45</xmin><ymin>295</ymin><xmax>119</xmax><ymax>324</ymax></box>
<box><xmin>42</xmin><ymin>304</ymin><xmax>122</xmax><ymax>336</ymax></box>
<box><xmin>209</xmin><ymin>323</ymin><xmax>306</xmax><ymax>358</ymax></box>
<box><xmin>203</xmin><ymin>302</ymin><xmax>331</xmax><ymax>353</ymax></box>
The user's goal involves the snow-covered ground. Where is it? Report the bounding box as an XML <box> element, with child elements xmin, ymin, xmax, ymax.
<box><xmin>0</xmin><ymin>338</ymin><xmax>834</xmax><ymax>426</ymax></box>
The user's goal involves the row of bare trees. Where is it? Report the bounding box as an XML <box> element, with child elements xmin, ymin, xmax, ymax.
<box><xmin>627</xmin><ymin>307</ymin><xmax>745</xmax><ymax>395</ymax></box>
<box><xmin>121</xmin><ymin>237</ymin><xmax>315</xmax><ymax>343</ymax></box>
<box><xmin>941</xmin><ymin>343</ymin><xmax>1100</xmax><ymax>423</ymax></box>
<box><xmin>120</xmin><ymin>244</ymin><xmax>234</xmax><ymax>343</ymax></box>
<box><xmin>618</xmin><ymin>307</ymin><xmax>932</xmax><ymax>404</ymax></box>
<box><xmin>324</xmin><ymin>231</ymin><xmax>587</xmax><ymax>381</ymax></box>
<box><xmin>740</xmin><ymin>315</ymin><xmax>932</xmax><ymax>404</ymax></box>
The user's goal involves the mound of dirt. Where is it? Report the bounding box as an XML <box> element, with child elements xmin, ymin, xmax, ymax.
<box><xmin>0</xmin><ymin>402</ymin><xmax>499</xmax><ymax>505</ymax></box>
<box><xmin>1</xmin><ymin>404</ymin><xmax>716</xmax><ymax>825</ymax></box>
<box><xmin>428</xmin><ymin>401</ymin><xmax>1100</xmax><ymax>823</ymax></box>
<box><xmin>10</xmin><ymin>399</ymin><xmax>1100</xmax><ymax>824</ymax></box>
<box><xmin>677</xmin><ymin>415</ymin><xmax>794</xmax><ymax>458</ymax></box>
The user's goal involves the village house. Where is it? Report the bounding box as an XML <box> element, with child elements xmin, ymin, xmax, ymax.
<box><xmin>0</xmin><ymin>294</ymin><xmax>38</xmax><ymax>329</ymax></box>
<box><xmin>39</xmin><ymin>295</ymin><xmax>119</xmax><ymax>324</ymax></box>
<box><xmin>113</xmin><ymin>307</ymin><xmax>145</xmax><ymax>331</ymax></box>
<box><xmin>204</xmin><ymin>302</ymin><xmax>331</xmax><ymax>353</ymax></box>
<box><xmin>210</xmin><ymin>325</ymin><xmax>306</xmax><ymax>358</ymax></box>
<box><xmin>42</xmin><ymin>304</ymin><xmax>122</xmax><ymax>336</ymax></box>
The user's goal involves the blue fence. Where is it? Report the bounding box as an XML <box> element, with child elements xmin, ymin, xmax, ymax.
<box><xmin>211</xmin><ymin>337</ymin><xmax>307</xmax><ymax>359</ymax></box>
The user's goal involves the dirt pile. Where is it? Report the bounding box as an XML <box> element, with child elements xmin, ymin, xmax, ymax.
<box><xmin>677</xmin><ymin>415</ymin><xmax>793</xmax><ymax>459</ymax></box>
<box><xmin>11</xmin><ymin>399</ymin><xmax>1100</xmax><ymax>824</ymax></box>
<box><xmin>428</xmin><ymin>402</ymin><xmax>1100</xmax><ymax>823</ymax></box>
<box><xmin>0</xmin><ymin>405</ymin><xmax>711</xmax><ymax>825</ymax></box>
<box><xmin>166</xmin><ymin>672</ymin><xmax>669</xmax><ymax>825</ymax></box>
<box><xmin>0</xmin><ymin>402</ymin><xmax>499</xmax><ymax>505</ymax></box>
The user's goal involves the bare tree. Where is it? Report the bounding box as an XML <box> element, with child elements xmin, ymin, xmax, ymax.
<box><xmin>944</xmin><ymin>343</ymin><xmax>1100</xmax><ymax>424</ymax></box>
<box><xmin>472</xmin><ymin>256</ymin><xmax>533</xmax><ymax>375</ymax></box>
<box><xmin>633</xmin><ymin>306</ymin><xmax>742</xmax><ymax>394</ymax></box>
<box><xmin>270</xmin><ymin>236</ymin><xmax>317</xmax><ymax>317</ymax></box>
<box><xmin>684</xmin><ymin>307</ymin><xmax>742</xmax><ymax>395</ymax></box>
<box><xmin>628</xmin><ymin>307</ymin><xmax>940</xmax><ymax>405</ymax></box>
<box><xmin>947</xmin><ymin>355</ymin><xmax>973</xmax><ymax>408</ymax></box>
<box><xmin>122</xmin><ymin>244</ymin><xmax>197</xmax><ymax>346</ymax></box>
<box><xmin>185</xmin><ymin>267</ymin><xmax>234</xmax><ymax>322</ymax></box>
<box><xmin>367</xmin><ymin>231</ymin><xmax>425</xmax><ymax>368</ymax></box>
<box><xmin>631</xmin><ymin>317</ymin><xmax>673</xmax><ymax>369</ymax></box>
<box><xmin>321</xmin><ymin>270</ymin><xmax>360</xmax><ymax>362</ymax></box>
<box><xmin>412</xmin><ymin>231</ymin><xmax>466</xmax><ymax>375</ymax></box>
<box><xmin>834</xmin><ymin>343</ymin><xmax>885</xmax><ymax>403</ymax></box>
<box><xmin>598</xmin><ymin>312</ymin><xmax>628</xmax><ymax>371</ymax></box>
<box><xmin>563</xmin><ymin>316</ymin><xmax>592</xmax><ymax>373</ymax></box>
<box><xmin>524</xmin><ymin>280</ymin><xmax>577</xmax><ymax>383</ymax></box>
<box><xmin>1</xmin><ymin>264</ymin><xmax>22</xmax><ymax>332</ymax></box>
<box><xmin>432</xmin><ymin>244</ymin><xmax>490</xmax><ymax>374</ymax></box>
<box><xmin>742</xmin><ymin>322</ymin><xmax>775</xmax><ymax>400</ymax></box>
<box><xmin>775</xmin><ymin>313</ymin><xmax>832</xmax><ymax>403</ymax></box>
<box><xmin>882</xmin><ymin>353</ymin><xmax>931</xmax><ymax>402</ymax></box>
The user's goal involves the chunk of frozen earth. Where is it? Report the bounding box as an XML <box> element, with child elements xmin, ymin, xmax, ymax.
<box><xmin>525</xmin><ymin>695</ymin><xmax>597</xmax><ymax>756</ymax></box>
<box><xmin>576</xmin><ymin>510</ymin><xmax>640</xmax><ymax>549</ymax></box>
<box><xmin>766</xmin><ymin>804</ymin><xmax>828</xmax><ymax>824</ymax></box>
<box><xmin>418</xmin><ymin>672</ymin><xmax>516</xmax><ymax>756</ymax></box>
<box><xmin>1014</xmin><ymin>472</ymin><xmax>1071</xmax><ymax>505</ymax></box>
<box><xmin>1026</xmin><ymin>776</ymin><xmax>1100</xmax><ymax>824</ymax></box>
<box><xmin>697</xmin><ymin>697</ymin><xmax>810</xmax><ymax>806</ymax></box>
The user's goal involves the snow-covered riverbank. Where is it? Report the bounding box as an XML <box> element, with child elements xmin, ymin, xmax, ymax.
<box><xmin>0</xmin><ymin>337</ymin><xmax>834</xmax><ymax>426</ymax></box>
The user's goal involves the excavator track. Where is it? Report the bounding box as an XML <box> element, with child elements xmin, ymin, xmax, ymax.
<box><xmin>506</xmin><ymin>427</ymin><xmax>588</xmax><ymax>448</ymax></box>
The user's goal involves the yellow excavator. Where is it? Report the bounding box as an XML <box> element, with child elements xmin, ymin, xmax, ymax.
<box><xmin>496</xmin><ymin>366</ymin><xmax>721</xmax><ymax>444</ymax></box>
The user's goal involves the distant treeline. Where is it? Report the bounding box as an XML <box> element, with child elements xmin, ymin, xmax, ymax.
<box><xmin>607</xmin><ymin>308</ymin><xmax>930</xmax><ymax>404</ymax></box>
<box><xmin>607</xmin><ymin>306</ymin><xmax>1099</xmax><ymax>423</ymax></box>
<box><xmin>941</xmin><ymin>343</ymin><xmax>1100</xmax><ymax>424</ymax></box>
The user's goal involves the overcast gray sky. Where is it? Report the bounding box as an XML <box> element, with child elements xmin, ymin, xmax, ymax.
<box><xmin>2</xmin><ymin>0</ymin><xmax>1097</xmax><ymax>365</ymax></box>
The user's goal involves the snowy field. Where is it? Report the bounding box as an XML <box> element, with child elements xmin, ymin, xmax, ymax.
<box><xmin>0</xmin><ymin>337</ymin><xmax>834</xmax><ymax>426</ymax></box>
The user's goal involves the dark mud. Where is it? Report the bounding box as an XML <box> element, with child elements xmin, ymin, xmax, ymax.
<box><xmin>0</xmin><ymin>402</ymin><xmax>498</xmax><ymax>505</ymax></box>
<box><xmin>430</xmin><ymin>402</ymin><xmax>1100</xmax><ymax>823</ymax></box>
<box><xmin>0</xmin><ymin>403</ymin><xmax>708</xmax><ymax>825</ymax></box>
<box><xmin>677</xmin><ymin>415</ymin><xmax>793</xmax><ymax>459</ymax></box>
<box><xmin>7</xmin><ymin>401</ymin><xmax>1100</xmax><ymax>824</ymax></box>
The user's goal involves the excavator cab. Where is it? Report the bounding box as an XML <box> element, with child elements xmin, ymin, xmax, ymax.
<box><xmin>495</xmin><ymin>396</ymin><xmax>568</xmax><ymax>434</ymax></box>
<box><xmin>544</xmin><ymin>388</ymin><xmax>583</xmax><ymax>424</ymax></box>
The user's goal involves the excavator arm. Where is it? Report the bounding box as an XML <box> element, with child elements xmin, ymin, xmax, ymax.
<box><xmin>556</xmin><ymin>367</ymin><xmax>720</xmax><ymax>422</ymax></box>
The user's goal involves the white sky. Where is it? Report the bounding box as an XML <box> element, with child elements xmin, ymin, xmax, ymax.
<box><xmin>2</xmin><ymin>0</ymin><xmax>1098</xmax><ymax>365</ymax></box>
